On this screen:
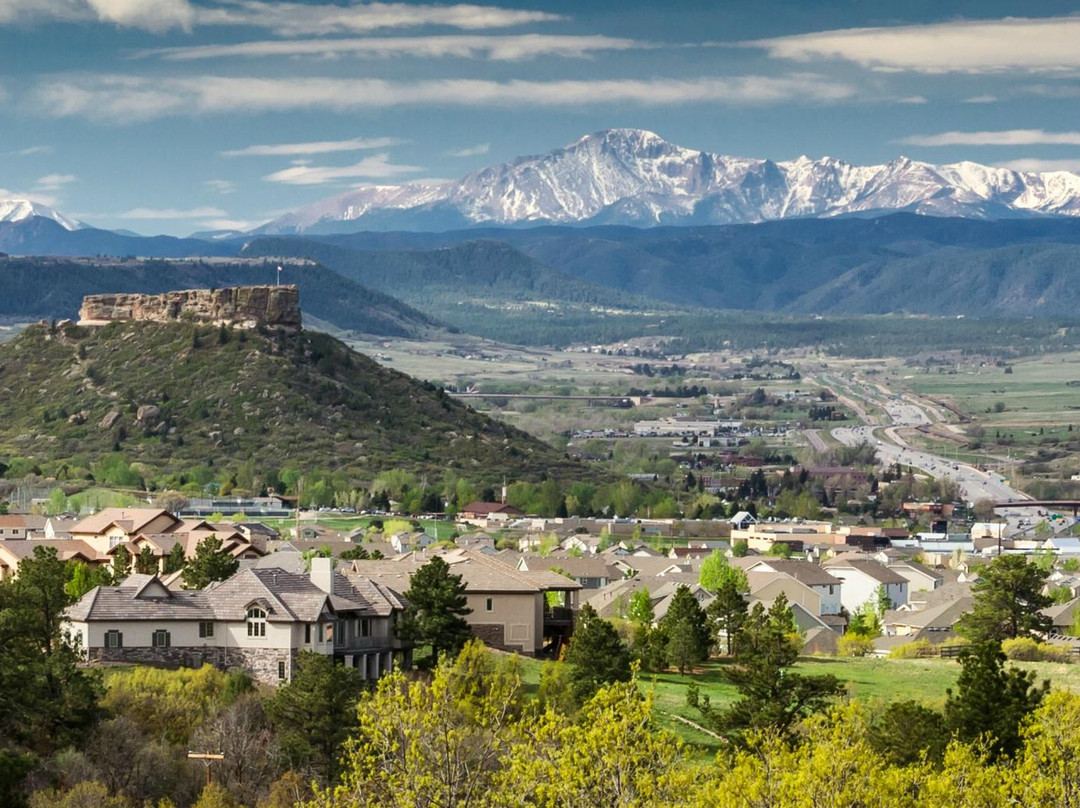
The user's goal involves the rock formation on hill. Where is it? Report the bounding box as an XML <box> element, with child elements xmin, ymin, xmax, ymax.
<box><xmin>78</xmin><ymin>285</ymin><xmax>300</xmax><ymax>330</ymax></box>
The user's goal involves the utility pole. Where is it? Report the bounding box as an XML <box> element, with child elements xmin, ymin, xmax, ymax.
<box><xmin>187</xmin><ymin>752</ymin><xmax>224</xmax><ymax>787</ymax></box>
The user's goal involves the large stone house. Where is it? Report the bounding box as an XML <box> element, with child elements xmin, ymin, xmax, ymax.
<box><xmin>65</xmin><ymin>558</ymin><xmax>409</xmax><ymax>685</ymax></box>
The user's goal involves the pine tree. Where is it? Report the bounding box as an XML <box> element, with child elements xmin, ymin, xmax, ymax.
<box><xmin>945</xmin><ymin>640</ymin><xmax>1048</xmax><ymax>760</ymax></box>
<box><xmin>565</xmin><ymin>603</ymin><xmax>631</xmax><ymax>703</ymax></box>
<box><xmin>181</xmin><ymin>536</ymin><xmax>239</xmax><ymax>589</ymax></box>
<box><xmin>662</xmin><ymin>585</ymin><xmax>710</xmax><ymax>674</ymax></box>
<box><xmin>398</xmin><ymin>556</ymin><xmax>473</xmax><ymax>664</ymax></box>
<box><xmin>112</xmin><ymin>545</ymin><xmax>132</xmax><ymax>579</ymax></box>
<box><xmin>135</xmin><ymin>545</ymin><xmax>157</xmax><ymax>575</ymax></box>
<box><xmin>163</xmin><ymin>542</ymin><xmax>187</xmax><ymax>574</ymax></box>
<box><xmin>706</xmin><ymin>574</ymin><xmax>749</xmax><ymax>655</ymax></box>
<box><xmin>957</xmin><ymin>554</ymin><xmax>1052</xmax><ymax>643</ymax></box>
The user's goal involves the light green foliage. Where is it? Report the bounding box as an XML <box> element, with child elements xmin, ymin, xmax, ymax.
<box><xmin>889</xmin><ymin>639</ymin><xmax>935</xmax><ymax>659</ymax></box>
<box><xmin>699</xmin><ymin>550</ymin><xmax>748</xmax><ymax>593</ymax></box>
<box><xmin>837</xmin><ymin>634</ymin><xmax>875</xmax><ymax>657</ymax></box>
<box><xmin>191</xmin><ymin>782</ymin><xmax>241</xmax><ymax>808</ymax></box>
<box><xmin>29</xmin><ymin>781</ymin><xmax>134</xmax><ymax>808</ymax></box>
<box><xmin>102</xmin><ymin>665</ymin><xmax>230</xmax><ymax>745</ymax></box>
<box><xmin>64</xmin><ymin>560</ymin><xmax>113</xmax><ymax>600</ymax></box>
<box><xmin>628</xmin><ymin>588</ymin><xmax>655</xmax><ymax>625</ymax></box>
<box><xmin>1001</xmin><ymin>636</ymin><xmax>1071</xmax><ymax>662</ymax></box>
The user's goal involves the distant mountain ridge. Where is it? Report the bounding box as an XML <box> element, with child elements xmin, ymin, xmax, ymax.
<box><xmin>256</xmin><ymin>129</ymin><xmax>1080</xmax><ymax>233</ymax></box>
<box><xmin>0</xmin><ymin>198</ymin><xmax>82</xmax><ymax>230</ymax></box>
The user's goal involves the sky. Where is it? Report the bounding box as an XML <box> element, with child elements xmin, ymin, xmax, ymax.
<box><xmin>3</xmin><ymin>0</ymin><xmax>1080</xmax><ymax>235</ymax></box>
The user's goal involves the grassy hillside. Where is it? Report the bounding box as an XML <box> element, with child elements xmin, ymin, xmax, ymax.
<box><xmin>0</xmin><ymin>256</ymin><xmax>440</xmax><ymax>338</ymax></box>
<box><xmin>0</xmin><ymin>320</ymin><xmax>593</xmax><ymax>488</ymax></box>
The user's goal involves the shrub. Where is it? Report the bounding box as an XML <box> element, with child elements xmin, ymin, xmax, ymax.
<box><xmin>837</xmin><ymin>634</ymin><xmax>875</xmax><ymax>658</ymax></box>
<box><xmin>889</xmin><ymin>639</ymin><xmax>935</xmax><ymax>659</ymax></box>
<box><xmin>1001</xmin><ymin>637</ymin><xmax>1073</xmax><ymax>663</ymax></box>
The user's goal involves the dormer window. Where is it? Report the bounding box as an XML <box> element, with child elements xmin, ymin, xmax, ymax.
<box><xmin>246</xmin><ymin>606</ymin><xmax>267</xmax><ymax>637</ymax></box>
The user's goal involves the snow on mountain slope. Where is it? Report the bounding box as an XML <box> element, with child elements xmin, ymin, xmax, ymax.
<box><xmin>0</xmin><ymin>199</ymin><xmax>82</xmax><ymax>230</ymax></box>
<box><xmin>257</xmin><ymin>129</ymin><xmax>1080</xmax><ymax>233</ymax></box>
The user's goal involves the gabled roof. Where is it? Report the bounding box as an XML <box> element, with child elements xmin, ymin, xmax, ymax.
<box><xmin>886</xmin><ymin>597</ymin><xmax>973</xmax><ymax>630</ymax></box>
<box><xmin>460</xmin><ymin>502</ymin><xmax>524</xmax><ymax>516</ymax></box>
<box><xmin>67</xmin><ymin>574</ymin><xmax>210</xmax><ymax>621</ymax></box>
<box><xmin>71</xmin><ymin>508</ymin><xmax>179</xmax><ymax>536</ymax></box>
<box><xmin>747</xmin><ymin>559</ymin><xmax>842</xmax><ymax>588</ymax></box>
<box><xmin>822</xmin><ymin>558</ymin><xmax>908</xmax><ymax>585</ymax></box>
<box><xmin>0</xmin><ymin>538</ymin><xmax>102</xmax><ymax>562</ymax></box>
<box><xmin>889</xmin><ymin>560</ymin><xmax>945</xmax><ymax>581</ymax></box>
<box><xmin>205</xmin><ymin>568</ymin><xmax>330</xmax><ymax>622</ymax></box>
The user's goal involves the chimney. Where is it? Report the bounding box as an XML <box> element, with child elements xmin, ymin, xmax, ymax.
<box><xmin>310</xmin><ymin>556</ymin><xmax>334</xmax><ymax>594</ymax></box>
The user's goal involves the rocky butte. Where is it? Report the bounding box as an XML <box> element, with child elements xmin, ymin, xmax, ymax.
<box><xmin>77</xmin><ymin>285</ymin><xmax>301</xmax><ymax>330</ymax></box>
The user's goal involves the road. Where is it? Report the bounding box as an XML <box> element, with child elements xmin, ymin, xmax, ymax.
<box><xmin>811</xmin><ymin>371</ymin><xmax>1030</xmax><ymax>506</ymax></box>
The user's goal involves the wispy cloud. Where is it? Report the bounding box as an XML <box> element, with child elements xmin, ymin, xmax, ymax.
<box><xmin>34</xmin><ymin>173</ymin><xmax>77</xmax><ymax>191</ymax></box>
<box><xmin>0</xmin><ymin>0</ymin><xmax>559</xmax><ymax>34</ymax></box>
<box><xmin>262</xmin><ymin>153</ymin><xmax>422</xmax><ymax>185</ymax></box>
<box><xmin>141</xmin><ymin>33</ymin><xmax>647</xmax><ymax>62</ymax></box>
<box><xmin>191</xmin><ymin>1</ymin><xmax>565</xmax><ymax>36</ymax></box>
<box><xmin>196</xmin><ymin>217</ymin><xmax>262</xmax><ymax>231</ymax></box>
<box><xmin>748</xmin><ymin>16</ymin><xmax>1080</xmax><ymax>74</ymax></box>
<box><xmin>898</xmin><ymin>129</ymin><xmax>1080</xmax><ymax>147</ymax></box>
<box><xmin>896</xmin><ymin>95</ymin><xmax>926</xmax><ymax>105</ymax></box>
<box><xmin>0</xmin><ymin>187</ymin><xmax>59</xmax><ymax>206</ymax></box>
<box><xmin>119</xmin><ymin>205</ymin><xmax>229</xmax><ymax>219</ymax></box>
<box><xmin>34</xmin><ymin>73</ymin><xmax>857</xmax><ymax>122</ymax></box>
<box><xmin>5</xmin><ymin>145</ymin><xmax>52</xmax><ymax>156</ymax></box>
<box><xmin>222</xmin><ymin>136</ymin><xmax>401</xmax><ymax>157</ymax></box>
<box><xmin>204</xmin><ymin>178</ymin><xmax>236</xmax><ymax>194</ymax></box>
<box><xmin>962</xmin><ymin>95</ymin><xmax>998</xmax><ymax>104</ymax></box>
<box><xmin>446</xmin><ymin>142</ymin><xmax>490</xmax><ymax>158</ymax></box>
<box><xmin>994</xmin><ymin>158</ymin><xmax>1080</xmax><ymax>173</ymax></box>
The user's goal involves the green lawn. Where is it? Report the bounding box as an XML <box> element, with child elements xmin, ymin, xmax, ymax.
<box><xmin>514</xmin><ymin>653</ymin><xmax>1080</xmax><ymax>757</ymax></box>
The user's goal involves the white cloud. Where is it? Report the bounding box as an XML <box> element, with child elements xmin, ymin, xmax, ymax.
<box><xmin>196</xmin><ymin>217</ymin><xmax>263</xmax><ymax>231</ymax></box>
<box><xmin>34</xmin><ymin>73</ymin><xmax>857</xmax><ymax>122</ymax></box>
<box><xmin>748</xmin><ymin>16</ymin><xmax>1080</xmax><ymax>74</ymax></box>
<box><xmin>446</xmin><ymin>142</ymin><xmax>490</xmax><ymax>158</ymax></box>
<box><xmin>993</xmin><ymin>158</ymin><xmax>1080</xmax><ymax>174</ymax></box>
<box><xmin>0</xmin><ymin>0</ymin><xmax>85</xmax><ymax>25</ymax></box>
<box><xmin>119</xmin><ymin>205</ymin><xmax>229</xmax><ymax>219</ymax></box>
<box><xmin>86</xmin><ymin>0</ymin><xmax>194</xmax><ymax>31</ymax></box>
<box><xmin>221</xmin><ymin>136</ymin><xmax>401</xmax><ymax>157</ymax></box>
<box><xmin>262</xmin><ymin>153</ymin><xmax>422</xmax><ymax>185</ymax></box>
<box><xmin>142</xmin><ymin>33</ymin><xmax>647</xmax><ymax>62</ymax></box>
<box><xmin>0</xmin><ymin>187</ymin><xmax>59</xmax><ymax>206</ymax></box>
<box><xmin>898</xmin><ymin>129</ymin><xmax>1080</xmax><ymax>147</ymax></box>
<box><xmin>34</xmin><ymin>173</ymin><xmax>77</xmax><ymax>190</ymax></box>
<box><xmin>204</xmin><ymin>178</ymin><xmax>236</xmax><ymax>194</ymax></box>
<box><xmin>896</xmin><ymin>95</ymin><xmax>926</xmax><ymax>105</ymax></box>
<box><xmin>5</xmin><ymin>145</ymin><xmax>52</xmax><ymax>156</ymax></box>
<box><xmin>962</xmin><ymin>95</ymin><xmax>998</xmax><ymax>104</ymax></box>
<box><xmin>192</xmin><ymin>1</ymin><xmax>564</xmax><ymax>36</ymax></box>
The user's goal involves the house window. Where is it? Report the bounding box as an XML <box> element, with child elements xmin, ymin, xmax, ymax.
<box><xmin>317</xmin><ymin>623</ymin><xmax>324</xmax><ymax>643</ymax></box>
<box><xmin>360</xmin><ymin>618</ymin><xmax>371</xmax><ymax>637</ymax></box>
<box><xmin>278</xmin><ymin>660</ymin><xmax>286</xmax><ymax>680</ymax></box>
<box><xmin>199</xmin><ymin>622</ymin><xmax>214</xmax><ymax>638</ymax></box>
<box><xmin>247</xmin><ymin>607</ymin><xmax>267</xmax><ymax>637</ymax></box>
<box><xmin>105</xmin><ymin>630</ymin><xmax>123</xmax><ymax>648</ymax></box>
<box><xmin>151</xmin><ymin>629</ymin><xmax>170</xmax><ymax>648</ymax></box>
<box><xmin>305</xmin><ymin>624</ymin><xmax>312</xmax><ymax>644</ymax></box>
<box><xmin>486</xmin><ymin>597</ymin><xmax>494</xmax><ymax>612</ymax></box>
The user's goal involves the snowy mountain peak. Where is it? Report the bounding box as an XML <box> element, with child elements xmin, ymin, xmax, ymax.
<box><xmin>0</xmin><ymin>198</ymin><xmax>82</xmax><ymax>231</ymax></box>
<box><xmin>257</xmin><ymin>129</ymin><xmax>1080</xmax><ymax>234</ymax></box>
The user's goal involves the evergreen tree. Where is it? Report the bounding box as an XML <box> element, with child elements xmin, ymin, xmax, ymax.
<box><xmin>945</xmin><ymin>641</ymin><xmax>1048</xmax><ymax>760</ymax></box>
<box><xmin>163</xmin><ymin>542</ymin><xmax>187</xmax><ymax>574</ymax></box>
<box><xmin>957</xmin><ymin>554</ymin><xmax>1052</xmax><ymax>643</ymax></box>
<box><xmin>112</xmin><ymin>545</ymin><xmax>132</xmax><ymax>579</ymax></box>
<box><xmin>398</xmin><ymin>556</ymin><xmax>472</xmax><ymax>664</ymax></box>
<box><xmin>692</xmin><ymin>594</ymin><xmax>842</xmax><ymax>742</ymax></box>
<box><xmin>267</xmin><ymin>652</ymin><xmax>363</xmax><ymax>785</ymax></box>
<box><xmin>181</xmin><ymin>536</ymin><xmax>239</xmax><ymax>590</ymax></box>
<box><xmin>134</xmin><ymin>545</ymin><xmax>157</xmax><ymax>575</ymax></box>
<box><xmin>661</xmin><ymin>585</ymin><xmax>711</xmax><ymax>674</ymax></box>
<box><xmin>706</xmin><ymin>574</ymin><xmax>749</xmax><ymax>655</ymax></box>
<box><xmin>564</xmin><ymin>603</ymin><xmax>632</xmax><ymax>703</ymax></box>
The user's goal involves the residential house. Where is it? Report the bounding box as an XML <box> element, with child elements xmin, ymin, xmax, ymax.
<box><xmin>823</xmin><ymin>557</ymin><xmax>909</xmax><ymax>612</ymax></box>
<box><xmin>0</xmin><ymin>538</ymin><xmax>102</xmax><ymax>579</ymax></box>
<box><xmin>729</xmin><ymin>511</ymin><xmax>757</xmax><ymax>531</ymax></box>
<box><xmin>882</xmin><ymin>596</ymin><xmax>973</xmax><ymax>644</ymax></box>
<box><xmin>741</xmin><ymin>558</ymin><xmax>843</xmax><ymax>615</ymax></box>
<box><xmin>65</xmin><ymin>558</ymin><xmax>409</xmax><ymax>685</ymax></box>
<box><xmin>459</xmin><ymin>502</ymin><xmax>525</xmax><ymax>523</ymax></box>
<box><xmin>388</xmin><ymin>531</ymin><xmax>436</xmax><ymax>554</ymax></box>
<box><xmin>1043</xmin><ymin>597</ymin><xmax>1080</xmax><ymax>636</ymax></box>
<box><xmin>516</xmin><ymin>555</ymin><xmax>622</xmax><ymax>590</ymax></box>
<box><xmin>887</xmin><ymin>560</ymin><xmax>944</xmax><ymax>594</ymax></box>
<box><xmin>70</xmin><ymin>508</ymin><xmax>182</xmax><ymax>555</ymax></box>
<box><xmin>346</xmin><ymin>548</ymin><xmax>581</xmax><ymax>656</ymax></box>
<box><xmin>0</xmin><ymin>514</ymin><xmax>46</xmax><ymax>540</ymax></box>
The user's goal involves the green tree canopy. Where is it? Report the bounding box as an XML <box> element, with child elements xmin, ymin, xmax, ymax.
<box><xmin>398</xmin><ymin>556</ymin><xmax>473</xmax><ymax>664</ymax></box>
<box><xmin>181</xmin><ymin>536</ymin><xmax>239</xmax><ymax>590</ymax></box>
<box><xmin>564</xmin><ymin>603</ymin><xmax>631</xmax><ymax>703</ymax></box>
<box><xmin>957</xmin><ymin>554</ymin><xmax>1052</xmax><ymax>644</ymax></box>
<box><xmin>661</xmin><ymin>585</ymin><xmax>711</xmax><ymax>674</ymax></box>
<box><xmin>706</xmin><ymin>574</ymin><xmax>749</xmax><ymax>656</ymax></box>
<box><xmin>699</xmin><ymin>550</ymin><xmax>748</xmax><ymax>593</ymax></box>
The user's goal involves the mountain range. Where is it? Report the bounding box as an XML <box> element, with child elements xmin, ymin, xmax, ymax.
<box><xmin>254</xmin><ymin>129</ymin><xmax>1080</xmax><ymax>233</ymax></box>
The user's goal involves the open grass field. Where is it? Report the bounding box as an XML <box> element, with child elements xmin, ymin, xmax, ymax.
<box><xmin>514</xmin><ymin>653</ymin><xmax>1080</xmax><ymax>757</ymax></box>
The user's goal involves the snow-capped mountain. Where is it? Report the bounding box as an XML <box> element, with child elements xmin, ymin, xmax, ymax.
<box><xmin>0</xmin><ymin>198</ymin><xmax>82</xmax><ymax>231</ymax></box>
<box><xmin>256</xmin><ymin>129</ymin><xmax>1080</xmax><ymax>234</ymax></box>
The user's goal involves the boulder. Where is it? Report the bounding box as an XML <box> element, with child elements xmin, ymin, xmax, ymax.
<box><xmin>99</xmin><ymin>410</ymin><xmax>121</xmax><ymax>429</ymax></box>
<box><xmin>136</xmin><ymin>404</ymin><xmax>161</xmax><ymax>424</ymax></box>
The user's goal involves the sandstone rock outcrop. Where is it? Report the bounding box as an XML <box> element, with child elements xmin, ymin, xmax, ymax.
<box><xmin>78</xmin><ymin>285</ymin><xmax>301</xmax><ymax>331</ymax></box>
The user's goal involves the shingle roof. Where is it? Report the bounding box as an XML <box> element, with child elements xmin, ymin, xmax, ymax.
<box><xmin>886</xmin><ymin>597</ymin><xmax>973</xmax><ymax>630</ymax></box>
<box><xmin>67</xmin><ymin>575</ymin><xmax>210</xmax><ymax>621</ymax></box>
<box><xmin>71</xmin><ymin>508</ymin><xmax>177</xmax><ymax>536</ymax></box>
<box><xmin>749</xmin><ymin>559</ymin><xmax>842</xmax><ymax>588</ymax></box>
<box><xmin>0</xmin><ymin>539</ymin><xmax>102</xmax><ymax>561</ymax></box>
<box><xmin>347</xmin><ymin>548</ymin><xmax>581</xmax><ymax>593</ymax></box>
<box><xmin>823</xmin><ymin>558</ymin><xmax>908</xmax><ymax>585</ymax></box>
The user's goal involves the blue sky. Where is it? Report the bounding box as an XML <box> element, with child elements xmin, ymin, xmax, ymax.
<box><xmin>2</xmin><ymin>0</ymin><xmax>1080</xmax><ymax>235</ymax></box>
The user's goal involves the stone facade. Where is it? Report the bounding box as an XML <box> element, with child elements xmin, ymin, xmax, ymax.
<box><xmin>86</xmin><ymin>644</ymin><xmax>299</xmax><ymax>686</ymax></box>
<box><xmin>78</xmin><ymin>285</ymin><xmax>301</xmax><ymax>331</ymax></box>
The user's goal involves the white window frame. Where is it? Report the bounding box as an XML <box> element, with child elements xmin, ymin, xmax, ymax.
<box><xmin>247</xmin><ymin>607</ymin><xmax>267</xmax><ymax>638</ymax></box>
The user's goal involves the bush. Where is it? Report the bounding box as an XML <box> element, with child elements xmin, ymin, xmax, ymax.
<box><xmin>1002</xmin><ymin>637</ymin><xmax>1073</xmax><ymax>663</ymax></box>
<box><xmin>837</xmin><ymin>634</ymin><xmax>875</xmax><ymax>658</ymax></box>
<box><xmin>889</xmin><ymin>639</ymin><xmax>935</xmax><ymax>659</ymax></box>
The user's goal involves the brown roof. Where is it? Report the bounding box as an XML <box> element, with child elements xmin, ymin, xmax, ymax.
<box><xmin>748</xmin><ymin>559</ymin><xmax>842</xmax><ymax>588</ymax></box>
<box><xmin>461</xmin><ymin>502</ymin><xmax>524</xmax><ymax>516</ymax></box>
<box><xmin>823</xmin><ymin>558</ymin><xmax>908</xmax><ymax>585</ymax></box>
<box><xmin>71</xmin><ymin>508</ymin><xmax>178</xmax><ymax>536</ymax></box>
